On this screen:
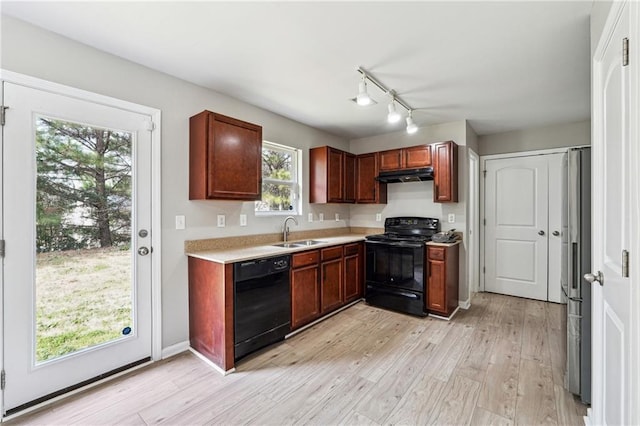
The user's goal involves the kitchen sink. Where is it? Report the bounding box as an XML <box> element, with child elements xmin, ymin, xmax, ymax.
<box><xmin>272</xmin><ymin>240</ymin><xmax>325</xmax><ymax>248</ymax></box>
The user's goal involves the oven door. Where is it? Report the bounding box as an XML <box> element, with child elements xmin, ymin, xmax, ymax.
<box><xmin>365</xmin><ymin>240</ymin><xmax>425</xmax><ymax>292</ymax></box>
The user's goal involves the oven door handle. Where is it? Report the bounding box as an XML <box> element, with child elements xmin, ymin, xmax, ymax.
<box><xmin>365</xmin><ymin>240</ymin><xmax>425</xmax><ymax>249</ymax></box>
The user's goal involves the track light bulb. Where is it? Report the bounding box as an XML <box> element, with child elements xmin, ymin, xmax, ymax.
<box><xmin>387</xmin><ymin>101</ymin><xmax>401</xmax><ymax>123</ymax></box>
<box><xmin>406</xmin><ymin>113</ymin><xmax>418</xmax><ymax>134</ymax></box>
<box><xmin>356</xmin><ymin>79</ymin><xmax>372</xmax><ymax>106</ymax></box>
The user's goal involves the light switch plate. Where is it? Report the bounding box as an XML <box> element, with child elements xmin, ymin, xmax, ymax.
<box><xmin>217</xmin><ymin>214</ymin><xmax>226</xmax><ymax>227</ymax></box>
<box><xmin>308</xmin><ymin>213</ymin><xmax>313</xmax><ymax>222</ymax></box>
<box><xmin>319</xmin><ymin>213</ymin><xmax>324</xmax><ymax>222</ymax></box>
<box><xmin>175</xmin><ymin>215</ymin><xmax>185</xmax><ymax>230</ymax></box>
<box><xmin>335</xmin><ymin>213</ymin><xmax>340</xmax><ymax>221</ymax></box>
<box><xmin>448</xmin><ymin>213</ymin><xmax>455</xmax><ymax>223</ymax></box>
<box><xmin>376</xmin><ymin>213</ymin><xmax>382</xmax><ymax>222</ymax></box>
<box><xmin>240</xmin><ymin>214</ymin><xmax>247</xmax><ymax>226</ymax></box>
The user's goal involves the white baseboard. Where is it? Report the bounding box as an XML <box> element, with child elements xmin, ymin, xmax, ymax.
<box><xmin>459</xmin><ymin>299</ymin><xmax>471</xmax><ymax>309</ymax></box>
<box><xmin>161</xmin><ymin>340</ymin><xmax>190</xmax><ymax>359</ymax></box>
<box><xmin>584</xmin><ymin>408</ymin><xmax>592</xmax><ymax>425</ymax></box>
<box><xmin>188</xmin><ymin>348</ymin><xmax>235</xmax><ymax>376</ymax></box>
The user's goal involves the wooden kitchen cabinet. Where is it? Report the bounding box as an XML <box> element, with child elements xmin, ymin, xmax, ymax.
<box><xmin>189</xmin><ymin>110</ymin><xmax>262</xmax><ymax>201</ymax></box>
<box><xmin>343</xmin><ymin>242</ymin><xmax>364</xmax><ymax>302</ymax></box>
<box><xmin>426</xmin><ymin>243</ymin><xmax>460</xmax><ymax>318</ymax></box>
<box><xmin>309</xmin><ymin>146</ymin><xmax>356</xmax><ymax>203</ymax></box>
<box><xmin>356</xmin><ymin>152</ymin><xmax>387</xmax><ymax>204</ymax></box>
<box><xmin>320</xmin><ymin>246</ymin><xmax>344</xmax><ymax>313</ymax></box>
<box><xmin>290</xmin><ymin>250</ymin><xmax>321</xmax><ymax>329</ymax></box>
<box><xmin>432</xmin><ymin>141</ymin><xmax>458</xmax><ymax>202</ymax></box>
<box><xmin>379</xmin><ymin>145</ymin><xmax>431</xmax><ymax>171</ymax></box>
<box><xmin>188</xmin><ymin>257</ymin><xmax>234</xmax><ymax>371</ymax></box>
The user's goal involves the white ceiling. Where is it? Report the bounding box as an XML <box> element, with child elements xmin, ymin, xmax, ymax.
<box><xmin>2</xmin><ymin>1</ymin><xmax>593</xmax><ymax>139</ymax></box>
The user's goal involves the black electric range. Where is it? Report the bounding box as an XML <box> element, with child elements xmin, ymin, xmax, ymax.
<box><xmin>364</xmin><ymin>217</ymin><xmax>440</xmax><ymax>316</ymax></box>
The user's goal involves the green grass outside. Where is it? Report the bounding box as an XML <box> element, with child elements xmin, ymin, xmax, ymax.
<box><xmin>35</xmin><ymin>247</ymin><xmax>132</xmax><ymax>362</ymax></box>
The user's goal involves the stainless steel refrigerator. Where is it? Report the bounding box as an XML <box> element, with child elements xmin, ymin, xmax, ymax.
<box><xmin>562</xmin><ymin>147</ymin><xmax>591</xmax><ymax>404</ymax></box>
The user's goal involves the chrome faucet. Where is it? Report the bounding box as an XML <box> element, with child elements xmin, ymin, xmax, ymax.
<box><xmin>283</xmin><ymin>216</ymin><xmax>298</xmax><ymax>242</ymax></box>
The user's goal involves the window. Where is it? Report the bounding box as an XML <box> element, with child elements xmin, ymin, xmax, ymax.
<box><xmin>255</xmin><ymin>141</ymin><xmax>300</xmax><ymax>214</ymax></box>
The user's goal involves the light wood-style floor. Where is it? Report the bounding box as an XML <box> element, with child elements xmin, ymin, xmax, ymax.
<box><xmin>9</xmin><ymin>292</ymin><xmax>588</xmax><ymax>425</ymax></box>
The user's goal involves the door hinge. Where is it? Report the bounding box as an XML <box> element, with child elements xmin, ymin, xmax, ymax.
<box><xmin>145</xmin><ymin>120</ymin><xmax>155</xmax><ymax>131</ymax></box>
<box><xmin>622</xmin><ymin>250</ymin><xmax>629</xmax><ymax>278</ymax></box>
<box><xmin>483</xmin><ymin>219</ymin><xmax>486</xmax><ymax>226</ymax></box>
<box><xmin>1</xmin><ymin>370</ymin><xmax>5</xmax><ymax>390</ymax></box>
<box><xmin>483</xmin><ymin>170</ymin><xmax>487</xmax><ymax>178</ymax></box>
<box><xmin>623</xmin><ymin>37</ymin><xmax>629</xmax><ymax>67</ymax></box>
<box><xmin>0</xmin><ymin>239</ymin><xmax>5</xmax><ymax>258</ymax></box>
<box><xmin>0</xmin><ymin>106</ymin><xmax>9</xmax><ymax>126</ymax></box>
<box><xmin>483</xmin><ymin>266</ymin><xmax>486</xmax><ymax>273</ymax></box>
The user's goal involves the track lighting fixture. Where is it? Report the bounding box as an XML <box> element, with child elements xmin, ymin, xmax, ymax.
<box><xmin>406</xmin><ymin>111</ymin><xmax>418</xmax><ymax>134</ymax></box>
<box><xmin>387</xmin><ymin>99</ymin><xmax>401</xmax><ymax>123</ymax></box>
<box><xmin>355</xmin><ymin>67</ymin><xmax>418</xmax><ymax>134</ymax></box>
<box><xmin>356</xmin><ymin>75</ymin><xmax>373</xmax><ymax>106</ymax></box>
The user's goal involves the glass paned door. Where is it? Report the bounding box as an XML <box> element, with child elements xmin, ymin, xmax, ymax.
<box><xmin>34</xmin><ymin>117</ymin><xmax>134</xmax><ymax>363</ymax></box>
<box><xmin>2</xmin><ymin>81</ymin><xmax>153</xmax><ymax>414</ymax></box>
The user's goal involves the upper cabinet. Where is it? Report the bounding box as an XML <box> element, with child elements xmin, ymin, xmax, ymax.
<box><xmin>189</xmin><ymin>111</ymin><xmax>262</xmax><ymax>201</ymax></box>
<box><xmin>356</xmin><ymin>152</ymin><xmax>387</xmax><ymax>204</ymax></box>
<box><xmin>432</xmin><ymin>141</ymin><xmax>458</xmax><ymax>203</ymax></box>
<box><xmin>310</xmin><ymin>146</ymin><xmax>355</xmax><ymax>203</ymax></box>
<box><xmin>379</xmin><ymin>144</ymin><xmax>432</xmax><ymax>171</ymax></box>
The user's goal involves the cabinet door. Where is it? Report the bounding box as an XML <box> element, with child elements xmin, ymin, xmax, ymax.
<box><xmin>321</xmin><ymin>258</ymin><xmax>343</xmax><ymax>313</ymax></box>
<box><xmin>291</xmin><ymin>265</ymin><xmax>320</xmax><ymax>329</ymax></box>
<box><xmin>404</xmin><ymin>145</ymin><xmax>432</xmax><ymax>168</ymax></box>
<box><xmin>190</xmin><ymin>111</ymin><xmax>262</xmax><ymax>201</ymax></box>
<box><xmin>379</xmin><ymin>149</ymin><xmax>403</xmax><ymax>171</ymax></box>
<box><xmin>344</xmin><ymin>152</ymin><xmax>356</xmax><ymax>203</ymax></box>
<box><xmin>356</xmin><ymin>153</ymin><xmax>387</xmax><ymax>204</ymax></box>
<box><xmin>433</xmin><ymin>141</ymin><xmax>458</xmax><ymax>202</ymax></box>
<box><xmin>344</xmin><ymin>243</ymin><xmax>363</xmax><ymax>302</ymax></box>
<box><xmin>327</xmin><ymin>148</ymin><xmax>344</xmax><ymax>202</ymax></box>
<box><xmin>427</xmin><ymin>259</ymin><xmax>447</xmax><ymax>313</ymax></box>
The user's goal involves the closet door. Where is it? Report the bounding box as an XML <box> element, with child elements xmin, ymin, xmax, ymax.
<box><xmin>484</xmin><ymin>155</ymin><xmax>550</xmax><ymax>301</ymax></box>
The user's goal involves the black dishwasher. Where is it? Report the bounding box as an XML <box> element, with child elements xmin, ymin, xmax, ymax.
<box><xmin>234</xmin><ymin>255</ymin><xmax>291</xmax><ymax>360</ymax></box>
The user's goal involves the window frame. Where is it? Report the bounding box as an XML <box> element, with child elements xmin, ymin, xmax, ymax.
<box><xmin>255</xmin><ymin>140</ymin><xmax>301</xmax><ymax>216</ymax></box>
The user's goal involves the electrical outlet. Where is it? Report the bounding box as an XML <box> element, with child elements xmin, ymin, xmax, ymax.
<box><xmin>240</xmin><ymin>214</ymin><xmax>247</xmax><ymax>226</ymax></box>
<box><xmin>308</xmin><ymin>213</ymin><xmax>313</xmax><ymax>222</ymax></box>
<box><xmin>217</xmin><ymin>214</ymin><xmax>226</xmax><ymax>227</ymax></box>
<box><xmin>335</xmin><ymin>213</ymin><xmax>340</xmax><ymax>221</ymax></box>
<box><xmin>448</xmin><ymin>213</ymin><xmax>455</xmax><ymax>223</ymax></box>
<box><xmin>175</xmin><ymin>215</ymin><xmax>185</xmax><ymax>230</ymax></box>
<box><xmin>376</xmin><ymin>213</ymin><xmax>382</xmax><ymax>222</ymax></box>
<box><xmin>319</xmin><ymin>213</ymin><xmax>324</xmax><ymax>222</ymax></box>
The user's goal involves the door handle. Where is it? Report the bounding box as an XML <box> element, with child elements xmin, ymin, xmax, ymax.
<box><xmin>552</xmin><ymin>231</ymin><xmax>560</xmax><ymax>236</ymax></box>
<box><xmin>138</xmin><ymin>246</ymin><xmax>150</xmax><ymax>256</ymax></box>
<box><xmin>538</xmin><ymin>230</ymin><xmax>545</xmax><ymax>236</ymax></box>
<box><xmin>584</xmin><ymin>271</ymin><xmax>604</xmax><ymax>286</ymax></box>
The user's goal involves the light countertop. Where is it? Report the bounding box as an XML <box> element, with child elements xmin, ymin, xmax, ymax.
<box><xmin>186</xmin><ymin>234</ymin><xmax>367</xmax><ymax>264</ymax></box>
<box><xmin>426</xmin><ymin>240</ymin><xmax>462</xmax><ymax>247</ymax></box>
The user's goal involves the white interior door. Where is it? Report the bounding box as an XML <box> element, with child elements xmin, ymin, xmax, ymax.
<box><xmin>484</xmin><ymin>155</ymin><xmax>549</xmax><ymax>300</ymax></box>
<box><xmin>591</xmin><ymin>2</ymin><xmax>634</xmax><ymax>424</ymax></box>
<box><xmin>2</xmin><ymin>82</ymin><xmax>153</xmax><ymax>414</ymax></box>
<box><xmin>547</xmin><ymin>153</ymin><xmax>564</xmax><ymax>303</ymax></box>
<box><xmin>468</xmin><ymin>150</ymin><xmax>480</xmax><ymax>295</ymax></box>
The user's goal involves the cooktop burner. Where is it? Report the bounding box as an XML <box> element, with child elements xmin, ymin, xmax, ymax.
<box><xmin>365</xmin><ymin>217</ymin><xmax>441</xmax><ymax>243</ymax></box>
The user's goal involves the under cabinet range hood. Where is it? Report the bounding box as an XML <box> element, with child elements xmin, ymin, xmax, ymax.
<box><xmin>375</xmin><ymin>167</ymin><xmax>434</xmax><ymax>183</ymax></box>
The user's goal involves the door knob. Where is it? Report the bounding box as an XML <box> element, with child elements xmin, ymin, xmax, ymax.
<box><xmin>138</xmin><ymin>246</ymin><xmax>150</xmax><ymax>256</ymax></box>
<box><xmin>538</xmin><ymin>230</ymin><xmax>545</xmax><ymax>236</ymax></box>
<box><xmin>584</xmin><ymin>271</ymin><xmax>604</xmax><ymax>286</ymax></box>
<box><xmin>552</xmin><ymin>231</ymin><xmax>560</xmax><ymax>236</ymax></box>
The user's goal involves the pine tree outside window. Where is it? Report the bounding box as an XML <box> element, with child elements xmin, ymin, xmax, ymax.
<box><xmin>255</xmin><ymin>141</ymin><xmax>300</xmax><ymax>214</ymax></box>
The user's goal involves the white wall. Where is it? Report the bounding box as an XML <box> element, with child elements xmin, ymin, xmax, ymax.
<box><xmin>1</xmin><ymin>16</ymin><xmax>352</xmax><ymax>350</ymax></box>
<box><xmin>477</xmin><ymin>120</ymin><xmax>590</xmax><ymax>156</ymax></box>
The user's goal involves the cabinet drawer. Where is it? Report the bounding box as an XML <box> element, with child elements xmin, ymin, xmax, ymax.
<box><xmin>292</xmin><ymin>250</ymin><xmax>320</xmax><ymax>268</ymax></box>
<box><xmin>343</xmin><ymin>243</ymin><xmax>360</xmax><ymax>257</ymax></box>
<box><xmin>428</xmin><ymin>247</ymin><xmax>446</xmax><ymax>261</ymax></box>
<box><xmin>321</xmin><ymin>246</ymin><xmax>343</xmax><ymax>261</ymax></box>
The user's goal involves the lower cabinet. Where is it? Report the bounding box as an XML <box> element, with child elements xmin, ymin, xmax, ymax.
<box><xmin>290</xmin><ymin>250</ymin><xmax>321</xmax><ymax>329</ymax></box>
<box><xmin>291</xmin><ymin>241</ymin><xmax>364</xmax><ymax>330</ymax></box>
<box><xmin>320</xmin><ymin>246</ymin><xmax>344</xmax><ymax>313</ymax></box>
<box><xmin>344</xmin><ymin>242</ymin><xmax>364</xmax><ymax>302</ymax></box>
<box><xmin>426</xmin><ymin>243</ymin><xmax>460</xmax><ymax>317</ymax></box>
